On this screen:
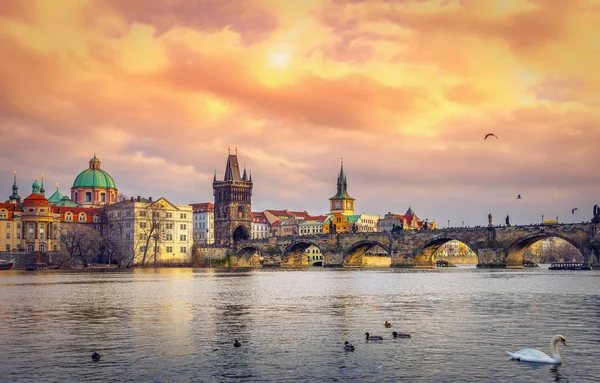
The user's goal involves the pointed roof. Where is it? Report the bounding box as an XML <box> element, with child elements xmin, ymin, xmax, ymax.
<box><xmin>330</xmin><ymin>160</ymin><xmax>354</xmax><ymax>201</ymax></box>
<box><xmin>405</xmin><ymin>207</ymin><xmax>416</xmax><ymax>216</ymax></box>
<box><xmin>224</xmin><ymin>154</ymin><xmax>242</xmax><ymax>182</ymax></box>
<box><xmin>47</xmin><ymin>183</ymin><xmax>63</xmax><ymax>204</ymax></box>
<box><xmin>55</xmin><ymin>195</ymin><xmax>79</xmax><ymax>207</ymax></box>
<box><xmin>8</xmin><ymin>170</ymin><xmax>21</xmax><ymax>202</ymax></box>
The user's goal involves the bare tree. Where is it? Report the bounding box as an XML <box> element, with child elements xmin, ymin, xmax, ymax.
<box><xmin>133</xmin><ymin>203</ymin><xmax>170</xmax><ymax>267</ymax></box>
<box><xmin>59</xmin><ymin>224</ymin><xmax>101</xmax><ymax>267</ymax></box>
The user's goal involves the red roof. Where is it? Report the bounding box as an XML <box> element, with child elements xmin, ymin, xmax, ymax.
<box><xmin>52</xmin><ymin>206</ymin><xmax>100</xmax><ymax>223</ymax></box>
<box><xmin>251</xmin><ymin>212</ymin><xmax>268</xmax><ymax>224</ymax></box>
<box><xmin>0</xmin><ymin>203</ymin><xmax>20</xmax><ymax>219</ymax></box>
<box><xmin>23</xmin><ymin>193</ymin><xmax>49</xmax><ymax>206</ymax></box>
<box><xmin>190</xmin><ymin>202</ymin><xmax>214</xmax><ymax>213</ymax></box>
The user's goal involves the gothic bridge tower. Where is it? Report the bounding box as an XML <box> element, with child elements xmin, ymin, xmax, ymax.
<box><xmin>213</xmin><ymin>148</ymin><xmax>253</xmax><ymax>245</ymax></box>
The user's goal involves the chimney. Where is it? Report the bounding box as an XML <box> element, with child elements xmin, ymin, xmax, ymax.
<box><xmin>130</xmin><ymin>197</ymin><xmax>134</xmax><ymax>202</ymax></box>
<box><xmin>149</xmin><ymin>197</ymin><xmax>152</xmax><ymax>202</ymax></box>
<box><xmin>137</xmin><ymin>196</ymin><xmax>141</xmax><ymax>202</ymax></box>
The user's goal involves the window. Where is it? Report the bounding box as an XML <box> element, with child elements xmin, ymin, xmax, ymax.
<box><xmin>180</xmin><ymin>234</ymin><xmax>186</xmax><ymax>241</ymax></box>
<box><xmin>180</xmin><ymin>247</ymin><xmax>187</xmax><ymax>253</ymax></box>
<box><xmin>86</xmin><ymin>192</ymin><xmax>92</xmax><ymax>202</ymax></box>
<box><xmin>79</xmin><ymin>213</ymin><xmax>87</xmax><ymax>222</ymax></box>
<box><xmin>6</xmin><ymin>222</ymin><xmax>10</xmax><ymax>228</ymax></box>
<box><xmin>180</xmin><ymin>224</ymin><xmax>186</xmax><ymax>230</ymax></box>
<box><xmin>166</xmin><ymin>212</ymin><xmax>172</xmax><ymax>218</ymax></box>
<box><xmin>5</xmin><ymin>233</ymin><xmax>9</xmax><ymax>239</ymax></box>
<box><xmin>0</xmin><ymin>209</ymin><xmax>6</xmax><ymax>218</ymax></box>
<box><xmin>17</xmin><ymin>223</ymin><xmax>20</xmax><ymax>229</ymax></box>
<box><xmin>140</xmin><ymin>222</ymin><xmax>147</xmax><ymax>229</ymax></box>
<box><xmin>139</xmin><ymin>210</ymin><xmax>147</xmax><ymax>217</ymax></box>
<box><xmin>166</xmin><ymin>234</ymin><xmax>173</xmax><ymax>241</ymax></box>
<box><xmin>166</xmin><ymin>246</ymin><xmax>172</xmax><ymax>252</ymax></box>
<box><xmin>5</xmin><ymin>244</ymin><xmax>9</xmax><ymax>251</ymax></box>
<box><xmin>140</xmin><ymin>246</ymin><xmax>146</xmax><ymax>253</ymax></box>
<box><xmin>39</xmin><ymin>244</ymin><xmax>45</xmax><ymax>252</ymax></box>
<box><xmin>65</xmin><ymin>214</ymin><xmax>73</xmax><ymax>222</ymax></box>
<box><xmin>125</xmin><ymin>233</ymin><xmax>131</xmax><ymax>240</ymax></box>
<box><xmin>166</xmin><ymin>223</ymin><xmax>173</xmax><ymax>230</ymax></box>
<box><xmin>180</xmin><ymin>213</ymin><xmax>187</xmax><ymax>219</ymax></box>
<box><xmin>16</xmin><ymin>233</ymin><xmax>20</xmax><ymax>239</ymax></box>
<box><xmin>140</xmin><ymin>234</ymin><xmax>147</xmax><ymax>240</ymax></box>
<box><xmin>101</xmin><ymin>193</ymin><xmax>106</xmax><ymax>202</ymax></box>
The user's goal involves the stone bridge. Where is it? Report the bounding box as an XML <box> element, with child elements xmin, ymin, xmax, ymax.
<box><xmin>233</xmin><ymin>223</ymin><xmax>600</xmax><ymax>268</ymax></box>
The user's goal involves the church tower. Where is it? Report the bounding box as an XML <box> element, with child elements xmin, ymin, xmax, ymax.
<box><xmin>213</xmin><ymin>148</ymin><xmax>253</xmax><ymax>245</ymax></box>
<box><xmin>329</xmin><ymin>160</ymin><xmax>355</xmax><ymax>215</ymax></box>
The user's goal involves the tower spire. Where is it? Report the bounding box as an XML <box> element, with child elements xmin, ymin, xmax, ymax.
<box><xmin>40</xmin><ymin>174</ymin><xmax>45</xmax><ymax>196</ymax></box>
<box><xmin>242</xmin><ymin>161</ymin><xmax>247</xmax><ymax>181</ymax></box>
<box><xmin>9</xmin><ymin>170</ymin><xmax>21</xmax><ymax>203</ymax></box>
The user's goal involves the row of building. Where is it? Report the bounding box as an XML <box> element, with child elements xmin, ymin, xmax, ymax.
<box><xmin>0</xmin><ymin>152</ymin><xmax>437</xmax><ymax>264</ymax></box>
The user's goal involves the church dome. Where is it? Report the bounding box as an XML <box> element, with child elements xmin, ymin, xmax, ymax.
<box><xmin>72</xmin><ymin>155</ymin><xmax>117</xmax><ymax>189</ymax></box>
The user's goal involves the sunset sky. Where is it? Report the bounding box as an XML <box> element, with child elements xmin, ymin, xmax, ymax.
<box><xmin>1</xmin><ymin>0</ymin><xmax>599</xmax><ymax>226</ymax></box>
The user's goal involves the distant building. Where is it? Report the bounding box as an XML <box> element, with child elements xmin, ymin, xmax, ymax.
<box><xmin>329</xmin><ymin>161</ymin><xmax>355</xmax><ymax>216</ymax></box>
<box><xmin>71</xmin><ymin>155</ymin><xmax>118</xmax><ymax>207</ymax></box>
<box><xmin>377</xmin><ymin>208</ymin><xmax>437</xmax><ymax>231</ymax></box>
<box><xmin>107</xmin><ymin>196</ymin><xmax>193</xmax><ymax>264</ymax></box>
<box><xmin>190</xmin><ymin>202</ymin><xmax>214</xmax><ymax>244</ymax></box>
<box><xmin>251</xmin><ymin>212</ymin><xmax>269</xmax><ymax>239</ymax></box>
<box><xmin>213</xmin><ymin>149</ymin><xmax>252</xmax><ymax>245</ymax></box>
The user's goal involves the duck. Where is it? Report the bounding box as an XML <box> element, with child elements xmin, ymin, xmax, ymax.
<box><xmin>233</xmin><ymin>340</ymin><xmax>242</xmax><ymax>348</ymax></box>
<box><xmin>91</xmin><ymin>352</ymin><xmax>101</xmax><ymax>361</ymax></box>
<box><xmin>384</xmin><ymin>321</ymin><xmax>392</xmax><ymax>328</ymax></box>
<box><xmin>392</xmin><ymin>331</ymin><xmax>411</xmax><ymax>339</ymax></box>
<box><xmin>365</xmin><ymin>332</ymin><xmax>383</xmax><ymax>341</ymax></box>
<box><xmin>344</xmin><ymin>341</ymin><xmax>355</xmax><ymax>351</ymax></box>
<box><xmin>506</xmin><ymin>334</ymin><xmax>567</xmax><ymax>364</ymax></box>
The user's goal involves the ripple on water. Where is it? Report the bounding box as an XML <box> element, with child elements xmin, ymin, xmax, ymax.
<box><xmin>0</xmin><ymin>268</ymin><xmax>599</xmax><ymax>382</ymax></box>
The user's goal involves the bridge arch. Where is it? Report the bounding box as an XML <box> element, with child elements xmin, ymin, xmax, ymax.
<box><xmin>232</xmin><ymin>225</ymin><xmax>250</xmax><ymax>242</ymax></box>
<box><xmin>236</xmin><ymin>245</ymin><xmax>263</xmax><ymax>267</ymax></box>
<box><xmin>344</xmin><ymin>240</ymin><xmax>390</xmax><ymax>267</ymax></box>
<box><xmin>414</xmin><ymin>236</ymin><xmax>477</xmax><ymax>268</ymax></box>
<box><xmin>506</xmin><ymin>232</ymin><xmax>584</xmax><ymax>265</ymax></box>
<box><xmin>283</xmin><ymin>239</ymin><xmax>324</xmax><ymax>267</ymax></box>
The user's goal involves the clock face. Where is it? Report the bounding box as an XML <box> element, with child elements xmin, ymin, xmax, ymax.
<box><xmin>334</xmin><ymin>202</ymin><xmax>340</xmax><ymax>209</ymax></box>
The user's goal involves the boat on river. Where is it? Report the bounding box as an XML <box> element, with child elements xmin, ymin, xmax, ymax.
<box><xmin>0</xmin><ymin>259</ymin><xmax>15</xmax><ymax>270</ymax></box>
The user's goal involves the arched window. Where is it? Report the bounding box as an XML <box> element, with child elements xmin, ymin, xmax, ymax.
<box><xmin>39</xmin><ymin>244</ymin><xmax>45</xmax><ymax>252</ymax></box>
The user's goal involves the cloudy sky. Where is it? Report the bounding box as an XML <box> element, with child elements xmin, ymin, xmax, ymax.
<box><xmin>1</xmin><ymin>0</ymin><xmax>599</xmax><ymax>226</ymax></box>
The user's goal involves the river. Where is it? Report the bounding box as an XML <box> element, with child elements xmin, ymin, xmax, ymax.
<box><xmin>1</xmin><ymin>266</ymin><xmax>599</xmax><ymax>382</ymax></box>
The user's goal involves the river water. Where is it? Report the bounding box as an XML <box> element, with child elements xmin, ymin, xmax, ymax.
<box><xmin>0</xmin><ymin>267</ymin><xmax>599</xmax><ymax>383</ymax></box>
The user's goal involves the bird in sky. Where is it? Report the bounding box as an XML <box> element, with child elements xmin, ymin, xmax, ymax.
<box><xmin>485</xmin><ymin>133</ymin><xmax>498</xmax><ymax>140</ymax></box>
<box><xmin>572</xmin><ymin>207</ymin><xmax>578</xmax><ymax>215</ymax></box>
<box><xmin>516</xmin><ymin>194</ymin><xmax>522</xmax><ymax>199</ymax></box>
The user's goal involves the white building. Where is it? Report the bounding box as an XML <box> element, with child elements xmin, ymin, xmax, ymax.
<box><xmin>190</xmin><ymin>202</ymin><xmax>214</xmax><ymax>244</ymax></box>
<box><xmin>355</xmin><ymin>214</ymin><xmax>380</xmax><ymax>232</ymax></box>
<box><xmin>251</xmin><ymin>212</ymin><xmax>270</xmax><ymax>239</ymax></box>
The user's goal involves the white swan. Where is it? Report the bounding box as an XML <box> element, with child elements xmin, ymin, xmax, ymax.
<box><xmin>506</xmin><ymin>334</ymin><xmax>567</xmax><ymax>364</ymax></box>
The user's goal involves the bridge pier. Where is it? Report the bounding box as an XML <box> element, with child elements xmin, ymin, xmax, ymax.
<box><xmin>325</xmin><ymin>251</ymin><xmax>344</xmax><ymax>267</ymax></box>
<box><xmin>390</xmin><ymin>250</ymin><xmax>415</xmax><ymax>268</ymax></box>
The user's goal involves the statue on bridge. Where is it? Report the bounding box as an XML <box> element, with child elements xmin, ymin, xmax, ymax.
<box><xmin>488</xmin><ymin>213</ymin><xmax>493</xmax><ymax>227</ymax></box>
<box><xmin>505</xmin><ymin>215</ymin><xmax>511</xmax><ymax>227</ymax></box>
<box><xmin>593</xmin><ymin>205</ymin><xmax>600</xmax><ymax>224</ymax></box>
<box><xmin>329</xmin><ymin>220</ymin><xmax>336</xmax><ymax>234</ymax></box>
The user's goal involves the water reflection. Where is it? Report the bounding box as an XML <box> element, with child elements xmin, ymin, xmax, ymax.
<box><xmin>0</xmin><ymin>268</ymin><xmax>599</xmax><ymax>382</ymax></box>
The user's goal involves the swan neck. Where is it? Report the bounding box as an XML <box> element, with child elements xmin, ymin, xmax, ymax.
<box><xmin>551</xmin><ymin>338</ymin><xmax>561</xmax><ymax>361</ymax></box>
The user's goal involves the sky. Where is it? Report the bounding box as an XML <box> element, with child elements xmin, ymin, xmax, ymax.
<box><xmin>0</xmin><ymin>0</ymin><xmax>599</xmax><ymax>227</ymax></box>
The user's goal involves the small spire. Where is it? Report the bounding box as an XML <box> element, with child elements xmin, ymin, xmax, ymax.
<box><xmin>228</xmin><ymin>146</ymin><xmax>230</xmax><ymax>155</ymax></box>
<box><xmin>56</xmin><ymin>182</ymin><xmax>59</xmax><ymax>190</ymax></box>
<box><xmin>249</xmin><ymin>170</ymin><xmax>252</xmax><ymax>182</ymax></box>
<box><xmin>40</xmin><ymin>174</ymin><xmax>45</xmax><ymax>196</ymax></box>
<box><xmin>213</xmin><ymin>169</ymin><xmax>217</xmax><ymax>182</ymax></box>
<box><xmin>235</xmin><ymin>146</ymin><xmax>238</xmax><ymax>155</ymax></box>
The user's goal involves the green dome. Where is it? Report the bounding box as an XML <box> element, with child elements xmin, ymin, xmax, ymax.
<box><xmin>72</xmin><ymin>169</ymin><xmax>116</xmax><ymax>189</ymax></box>
<box><xmin>56</xmin><ymin>195</ymin><xmax>79</xmax><ymax>207</ymax></box>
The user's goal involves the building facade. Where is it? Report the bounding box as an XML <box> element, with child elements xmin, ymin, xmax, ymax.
<box><xmin>191</xmin><ymin>202</ymin><xmax>214</xmax><ymax>244</ymax></box>
<box><xmin>213</xmin><ymin>150</ymin><xmax>253</xmax><ymax>245</ymax></box>
<box><xmin>251</xmin><ymin>212</ymin><xmax>270</xmax><ymax>239</ymax></box>
<box><xmin>107</xmin><ymin>196</ymin><xmax>193</xmax><ymax>264</ymax></box>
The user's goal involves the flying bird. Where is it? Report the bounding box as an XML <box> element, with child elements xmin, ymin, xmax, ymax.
<box><xmin>572</xmin><ymin>207</ymin><xmax>578</xmax><ymax>215</ymax></box>
<box><xmin>517</xmin><ymin>194</ymin><xmax>522</xmax><ymax>199</ymax></box>
<box><xmin>485</xmin><ymin>133</ymin><xmax>498</xmax><ymax>140</ymax></box>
